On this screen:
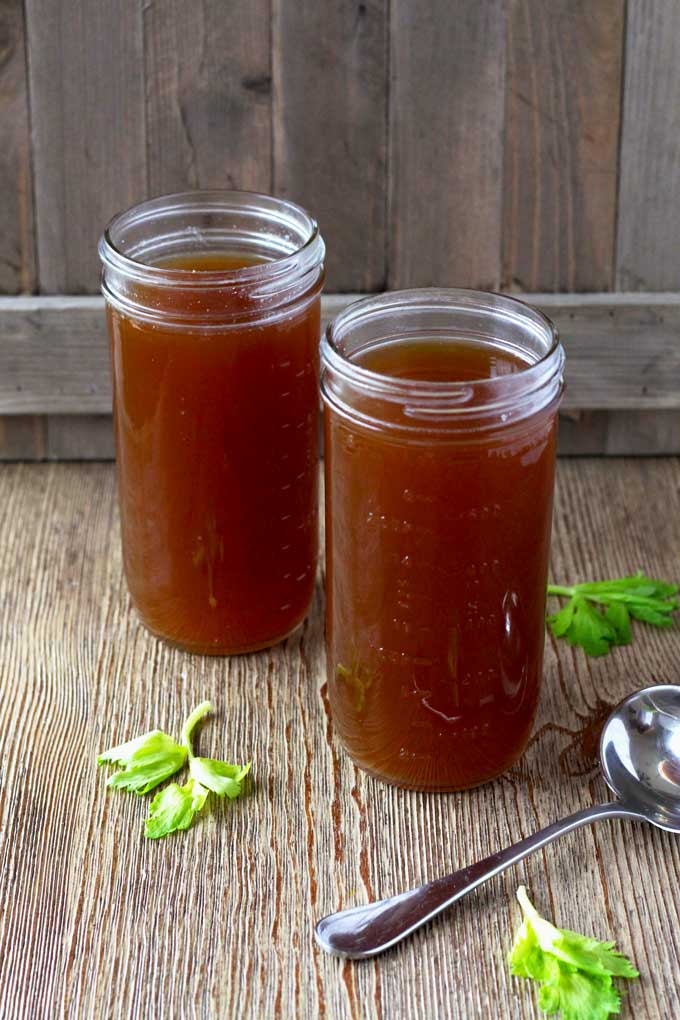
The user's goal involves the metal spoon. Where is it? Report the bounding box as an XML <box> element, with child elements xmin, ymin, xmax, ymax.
<box><xmin>315</xmin><ymin>683</ymin><xmax>680</xmax><ymax>959</ymax></box>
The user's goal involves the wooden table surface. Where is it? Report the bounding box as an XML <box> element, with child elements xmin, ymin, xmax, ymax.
<box><xmin>1</xmin><ymin>460</ymin><xmax>679</xmax><ymax>1019</ymax></box>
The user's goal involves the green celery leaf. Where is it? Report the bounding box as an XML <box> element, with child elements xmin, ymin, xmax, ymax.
<box><xmin>627</xmin><ymin>603</ymin><xmax>676</xmax><ymax>626</ymax></box>
<box><xmin>538</xmin><ymin>969</ymin><xmax>621</xmax><ymax>1020</ymax></box>
<box><xmin>603</xmin><ymin>602</ymin><xmax>632</xmax><ymax>646</ymax></box>
<box><xmin>181</xmin><ymin>700</ymin><xmax>212</xmax><ymax>748</ymax></box>
<box><xmin>189</xmin><ymin>757</ymin><xmax>252</xmax><ymax>799</ymax></box>
<box><xmin>509</xmin><ymin>888</ymin><xmax>638</xmax><ymax>1020</ymax></box>
<box><xmin>144</xmin><ymin>777</ymin><xmax>209</xmax><ymax>839</ymax></box>
<box><xmin>547</xmin><ymin>572</ymin><xmax>678</xmax><ymax>657</ymax></box>
<box><xmin>98</xmin><ymin>730</ymin><xmax>187</xmax><ymax>794</ymax></box>
<box><xmin>99</xmin><ymin>700</ymin><xmax>253</xmax><ymax>839</ymax></box>
<box><xmin>183</xmin><ymin>700</ymin><xmax>252</xmax><ymax>799</ymax></box>
<box><xmin>509</xmin><ymin>919</ymin><xmax>556</xmax><ymax>982</ymax></box>
<box><xmin>576</xmin><ymin>573</ymin><xmax>677</xmax><ymax>599</ymax></box>
<box><xmin>564</xmin><ymin>598</ymin><xmax>616</xmax><ymax>657</ymax></box>
<box><xmin>548</xmin><ymin>600</ymin><xmax>577</xmax><ymax>639</ymax></box>
<box><xmin>558</xmin><ymin>931</ymin><xmax>639</xmax><ymax>980</ymax></box>
<box><xmin>597</xmin><ymin>593</ymin><xmax>677</xmax><ymax>613</ymax></box>
<box><xmin>97</xmin><ymin>730</ymin><xmax>162</xmax><ymax>766</ymax></box>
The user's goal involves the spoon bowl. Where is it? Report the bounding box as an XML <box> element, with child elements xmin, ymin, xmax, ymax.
<box><xmin>600</xmin><ymin>684</ymin><xmax>680</xmax><ymax>832</ymax></box>
<box><xmin>315</xmin><ymin>683</ymin><xmax>680</xmax><ymax>959</ymax></box>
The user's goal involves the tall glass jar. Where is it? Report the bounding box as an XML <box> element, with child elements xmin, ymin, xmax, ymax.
<box><xmin>99</xmin><ymin>191</ymin><xmax>325</xmax><ymax>654</ymax></box>
<box><xmin>321</xmin><ymin>289</ymin><xmax>564</xmax><ymax>791</ymax></box>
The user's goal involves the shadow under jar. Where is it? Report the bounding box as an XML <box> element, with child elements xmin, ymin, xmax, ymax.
<box><xmin>321</xmin><ymin>290</ymin><xmax>565</xmax><ymax>791</ymax></box>
<box><xmin>99</xmin><ymin>191</ymin><xmax>325</xmax><ymax>654</ymax></box>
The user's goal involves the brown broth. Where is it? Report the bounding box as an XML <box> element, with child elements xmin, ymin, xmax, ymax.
<box><xmin>324</xmin><ymin>337</ymin><xmax>557</xmax><ymax>790</ymax></box>
<box><xmin>109</xmin><ymin>251</ymin><xmax>320</xmax><ymax>653</ymax></box>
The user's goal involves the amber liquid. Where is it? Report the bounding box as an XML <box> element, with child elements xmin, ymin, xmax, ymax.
<box><xmin>324</xmin><ymin>338</ymin><xmax>558</xmax><ymax>790</ymax></box>
<box><xmin>108</xmin><ymin>251</ymin><xmax>320</xmax><ymax>653</ymax></box>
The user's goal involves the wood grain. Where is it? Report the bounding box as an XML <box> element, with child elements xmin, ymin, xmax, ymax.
<box><xmin>503</xmin><ymin>0</ymin><xmax>624</xmax><ymax>292</ymax></box>
<box><xmin>143</xmin><ymin>0</ymin><xmax>271</xmax><ymax>196</ymax></box>
<box><xmin>0</xmin><ymin>460</ymin><xmax>679</xmax><ymax>1018</ymax></box>
<box><xmin>1</xmin><ymin>294</ymin><xmax>679</xmax><ymax>416</ymax></box>
<box><xmin>0</xmin><ymin>297</ymin><xmax>109</xmax><ymax>413</ymax></box>
<box><xmin>273</xmin><ymin>0</ymin><xmax>388</xmax><ymax>292</ymax></box>
<box><xmin>45</xmin><ymin>415</ymin><xmax>115</xmax><ymax>460</ymax></box>
<box><xmin>0</xmin><ymin>414</ymin><xmax>45</xmax><ymax>459</ymax></box>
<box><xmin>558</xmin><ymin>410</ymin><xmax>680</xmax><ymax>456</ymax></box>
<box><xmin>616</xmin><ymin>1</ymin><xmax>680</xmax><ymax>290</ymax></box>
<box><xmin>25</xmin><ymin>0</ymin><xmax>146</xmax><ymax>292</ymax></box>
<box><xmin>10</xmin><ymin>0</ymin><xmax>680</xmax><ymax>299</ymax></box>
<box><xmin>0</xmin><ymin>0</ymin><xmax>35</xmax><ymax>293</ymax></box>
<box><xmin>388</xmin><ymin>0</ymin><xmax>506</xmax><ymax>290</ymax></box>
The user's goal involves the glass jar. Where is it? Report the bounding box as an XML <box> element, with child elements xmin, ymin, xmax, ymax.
<box><xmin>99</xmin><ymin>191</ymin><xmax>325</xmax><ymax>654</ymax></box>
<box><xmin>321</xmin><ymin>289</ymin><xmax>565</xmax><ymax>791</ymax></box>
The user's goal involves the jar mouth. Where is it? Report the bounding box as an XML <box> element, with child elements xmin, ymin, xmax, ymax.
<box><xmin>99</xmin><ymin>190</ymin><xmax>325</xmax><ymax>329</ymax></box>
<box><xmin>321</xmin><ymin>289</ymin><xmax>565</xmax><ymax>429</ymax></box>
<box><xmin>99</xmin><ymin>189</ymin><xmax>323</xmax><ymax>289</ymax></box>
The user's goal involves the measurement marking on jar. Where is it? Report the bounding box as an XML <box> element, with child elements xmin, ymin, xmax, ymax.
<box><xmin>376</xmin><ymin>646</ymin><xmax>443</xmax><ymax>668</ymax></box>
<box><xmin>402</xmin><ymin>488</ymin><xmax>435</xmax><ymax>505</ymax></box>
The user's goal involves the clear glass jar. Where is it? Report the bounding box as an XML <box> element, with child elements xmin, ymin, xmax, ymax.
<box><xmin>321</xmin><ymin>289</ymin><xmax>565</xmax><ymax>791</ymax></box>
<box><xmin>99</xmin><ymin>191</ymin><xmax>325</xmax><ymax>654</ymax></box>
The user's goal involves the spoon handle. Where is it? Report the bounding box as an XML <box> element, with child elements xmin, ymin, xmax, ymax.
<box><xmin>315</xmin><ymin>801</ymin><xmax>640</xmax><ymax>959</ymax></box>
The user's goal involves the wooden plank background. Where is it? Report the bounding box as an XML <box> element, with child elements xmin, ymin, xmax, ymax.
<box><xmin>144</xmin><ymin>0</ymin><xmax>272</xmax><ymax>198</ymax></box>
<box><xmin>274</xmin><ymin>0</ymin><xmax>388</xmax><ymax>291</ymax></box>
<box><xmin>0</xmin><ymin>460</ymin><xmax>679</xmax><ymax>1018</ymax></box>
<box><xmin>1</xmin><ymin>0</ymin><xmax>676</xmax><ymax>296</ymax></box>
<box><xmin>502</xmin><ymin>0</ymin><xmax>624</xmax><ymax>292</ymax></box>
<box><xmin>0</xmin><ymin>0</ymin><xmax>34</xmax><ymax>294</ymax></box>
<box><xmin>616</xmin><ymin>1</ymin><xmax>680</xmax><ymax>291</ymax></box>
<box><xmin>388</xmin><ymin>0</ymin><xmax>506</xmax><ymax>290</ymax></box>
<box><xmin>0</xmin><ymin>1</ymin><xmax>679</xmax><ymax>455</ymax></box>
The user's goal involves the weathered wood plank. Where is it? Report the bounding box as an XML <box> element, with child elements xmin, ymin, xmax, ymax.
<box><xmin>0</xmin><ymin>297</ymin><xmax>109</xmax><ymax>413</ymax></box>
<box><xmin>503</xmin><ymin>0</ymin><xmax>624</xmax><ymax>292</ymax></box>
<box><xmin>0</xmin><ymin>0</ymin><xmax>35</xmax><ymax>293</ymax></box>
<box><xmin>46</xmin><ymin>415</ymin><xmax>115</xmax><ymax>460</ymax></box>
<box><xmin>25</xmin><ymin>0</ymin><xmax>146</xmax><ymax>292</ymax></box>
<box><xmin>388</xmin><ymin>0</ymin><xmax>506</xmax><ymax>290</ymax></box>
<box><xmin>0</xmin><ymin>461</ymin><xmax>679</xmax><ymax>1017</ymax></box>
<box><xmin>273</xmin><ymin>0</ymin><xmax>388</xmax><ymax>291</ymax></box>
<box><xmin>0</xmin><ymin>415</ymin><xmax>45</xmax><ymax>459</ymax></box>
<box><xmin>1</xmin><ymin>294</ymin><xmax>679</xmax><ymax>416</ymax></box>
<box><xmin>143</xmin><ymin>0</ymin><xmax>271</xmax><ymax>195</ymax></box>
<box><xmin>616</xmin><ymin>2</ymin><xmax>680</xmax><ymax>290</ymax></box>
<box><xmin>558</xmin><ymin>410</ymin><xmax>680</xmax><ymax>457</ymax></box>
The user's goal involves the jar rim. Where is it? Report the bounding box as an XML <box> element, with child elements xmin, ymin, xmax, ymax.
<box><xmin>322</xmin><ymin>289</ymin><xmax>566</xmax><ymax>432</ymax></box>
<box><xmin>321</xmin><ymin>288</ymin><xmax>565</xmax><ymax>429</ymax></box>
<box><xmin>98</xmin><ymin>188</ymin><xmax>323</xmax><ymax>289</ymax></box>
